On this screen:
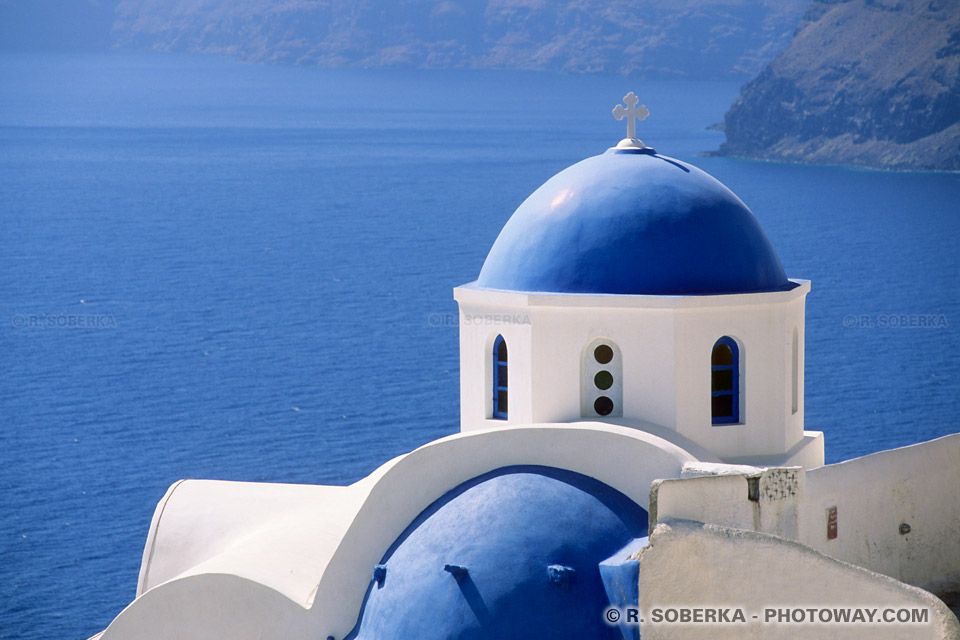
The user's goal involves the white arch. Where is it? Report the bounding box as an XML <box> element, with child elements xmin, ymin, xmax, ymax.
<box><xmin>114</xmin><ymin>423</ymin><xmax>702</xmax><ymax>640</ymax></box>
<box><xmin>309</xmin><ymin>423</ymin><xmax>700</xmax><ymax>637</ymax></box>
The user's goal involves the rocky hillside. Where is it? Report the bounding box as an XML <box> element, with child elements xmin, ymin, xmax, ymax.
<box><xmin>715</xmin><ymin>0</ymin><xmax>960</xmax><ymax>171</ymax></box>
<box><xmin>111</xmin><ymin>0</ymin><xmax>808</xmax><ymax>79</ymax></box>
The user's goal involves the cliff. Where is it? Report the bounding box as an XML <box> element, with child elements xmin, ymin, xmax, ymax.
<box><xmin>111</xmin><ymin>0</ymin><xmax>808</xmax><ymax>79</ymax></box>
<box><xmin>715</xmin><ymin>0</ymin><xmax>960</xmax><ymax>171</ymax></box>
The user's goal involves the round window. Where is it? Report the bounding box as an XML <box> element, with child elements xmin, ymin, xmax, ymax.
<box><xmin>594</xmin><ymin>396</ymin><xmax>614</xmax><ymax>416</ymax></box>
<box><xmin>594</xmin><ymin>370</ymin><xmax>613</xmax><ymax>390</ymax></box>
<box><xmin>594</xmin><ymin>344</ymin><xmax>613</xmax><ymax>364</ymax></box>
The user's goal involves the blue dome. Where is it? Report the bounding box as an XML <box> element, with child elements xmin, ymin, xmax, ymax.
<box><xmin>477</xmin><ymin>148</ymin><xmax>790</xmax><ymax>295</ymax></box>
<box><xmin>349</xmin><ymin>466</ymin><xmax>647</xmax><ymax>640</ymax></box>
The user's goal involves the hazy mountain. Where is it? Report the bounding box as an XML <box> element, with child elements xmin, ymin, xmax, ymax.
<box><xmin>715</xmin><ymin>0</ymin><xmax>960</xmax><ymax>171</ymax></box>
<box><xmin>0</xmin><ymin>0</ymin><xmax>116</xmax><ymax>50</ymax></box>
<box><xmin>8</xmin><ymin>0</ymin><xmax>956</xmax><ymax>171</ymax></box>
<box><xmin>110</xmin><ymin>0</ymin><xmax>809</xmax><ymax>79</ymax></box>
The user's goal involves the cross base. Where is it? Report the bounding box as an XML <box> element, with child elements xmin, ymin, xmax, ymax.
<box><xmin>616</xmin><ymin>137</ymin><xmax>647</xmax><ymax>149</ymax></box>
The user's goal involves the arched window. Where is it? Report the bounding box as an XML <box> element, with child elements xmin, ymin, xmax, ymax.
<box><xmin>711</xmin><ymin>337</ymin><xmax>740</xmax><ymax>425</ymax></box>
<box><xmin>493</xmin><ymin>335</ymin><xmax>508</xmax><ymax>420</ymax></box>
<box><xmin>581</xmin><ymin>339</ymin><xmax>622</xmax><ymax>418</ymax></box>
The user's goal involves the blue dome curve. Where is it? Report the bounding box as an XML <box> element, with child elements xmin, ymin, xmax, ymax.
<box><xmin>349</xmin><ymin>466</ymin><xmax>648</xmax><ymax>640</ymax></box>
<box><xmin>477</xmin><ymin>148</ymin><xmax>790</xmax><ymax>295</ymax></box>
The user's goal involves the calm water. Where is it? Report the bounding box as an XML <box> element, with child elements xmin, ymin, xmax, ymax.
<box><xmin>0</xmin><ymin>52</ymin><xmax>957</xmax><ymax>640</ymax></box>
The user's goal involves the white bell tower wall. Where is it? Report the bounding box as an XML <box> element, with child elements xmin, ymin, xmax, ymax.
<box><xmin>454</xmin><ymin>280</ymin><xmax>819</xmax><ymax>465</ymax></box>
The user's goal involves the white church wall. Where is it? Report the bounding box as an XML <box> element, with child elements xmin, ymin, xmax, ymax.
<box><xmin>672</xmin><ymin>281</ymin><xmax>810</xmax><ymax>461</ymax></box>
<box><xmin>776</xmin><ymin>430</ymin><xmax>824</xmax><ymax>468</ymax></box>
<box><xmin>801</xmin><ymin>432</ymin><xmax>960</xmax><ymax>593</ymax></box>
<box><xmin>527</xmin><ymin>306</ymin><xmax>591</xmax><ymax>423</ymax></box>
<box><xmin>649</xmin><ymin>474</ymin><xmax>757</xmax><ymax>531</ymax></box>
<box><xmin>527</xmin><ymin>304</ymin><xmax>678</xmax><ymax>426</ymax></box>
<box><xmin>456</xmin><ymin>290</ymin><xmax>534</xmax><ymax>428</ymax></box>
<box><xmin>456</xmin><ymin>281</ymin><xmax>812</xmax><ymax>466</ymax></box>
<box><xmin>457</xmin><ymin>286</ymin><xmax>681</xmax><ymax>431</ymax></box>
<box><xmin>648</xmin><ymin>434</ymin><xmax>960</xmax><ymax>594</ymax></box>
<box><xmin>788</xmin><ymin>295</ymin><xmax>806</xmax><ymax>432</ymax></box>
<box><xmin>135</xmin><ymin>480</ymin><xmax>368</xmax><ymax>600</ymax></box>
<box><xmin>651</xmin><ymin>466</ymin><xmax>804</xmax><ymax>540</ymax></box>
<box><xmin>103</xmin><ymin>573</ymin><xmax>311</xmax><ymax>640</ymax></box>
<box><xmin>637</xmin><ymin>519</ymin><xmax>960</xmax><ymax>640</ymax></box>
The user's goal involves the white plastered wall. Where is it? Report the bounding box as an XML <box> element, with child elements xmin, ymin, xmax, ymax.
<box><xmin>649</xmin><ymin>433</ymin><xmax>960</xmax><ymax>595</ymax></box>
<box><xmin>673</xmin><ymin>287</ymin><xmax>808</xmax><ymax>460</ymax></box>
<box><xmin>455</xmin><ymin>281</ymin><xmax>814</xmax><ymax>464</ymax></box>
<box><xmin>800</xmin><ymin>432</ymin><xmax>960</xmax><ymax>593</ymax></box>
<box><xmin>637</xmin><ymin>519</ymin><xmax>960</xmax><ymax>640</ymax></box>
<box><xmin>456</xmin><ymin>289</ymin><xmax>535</xmax><ymax>425</ymax></box>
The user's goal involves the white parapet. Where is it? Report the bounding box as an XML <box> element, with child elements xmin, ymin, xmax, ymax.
<box><xmin>649</xmin><ymin>433</ymin><xmax>960</xmax><ymax>597</ymax></box>
<box><xmin>637</xmin><ymin>518</ymin><xmax>960</xmax><ymax>640</ymax></box>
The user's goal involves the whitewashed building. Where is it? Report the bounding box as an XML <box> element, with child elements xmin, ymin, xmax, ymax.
<box><xmin>91</xmin><ymin>95</ymin><xmax>960</xmax><ymax>640</ymax></box>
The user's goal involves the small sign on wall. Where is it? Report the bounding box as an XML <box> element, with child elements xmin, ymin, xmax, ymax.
<box><xmin>826</xmin><ymin>506</ymin><xmax>838</xmax><ymax>540</ymax></box>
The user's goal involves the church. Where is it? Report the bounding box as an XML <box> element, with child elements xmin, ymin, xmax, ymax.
<box><xmin>90</xmin><ymin>94</ymin><xmax>960</xmax><ymax>640</ymax></box>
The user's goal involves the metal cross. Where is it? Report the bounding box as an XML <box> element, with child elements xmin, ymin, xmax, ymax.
<box><xmin>612</xmin><ymin>92</ymin><xmax>649</xmax><ymax>140</ymax></box>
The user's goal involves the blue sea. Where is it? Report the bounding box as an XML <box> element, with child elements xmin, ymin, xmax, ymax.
<box><xmin>0</xmin><ymin>52</ymin><xmax>957</xmax><ymax>640</ymax></box>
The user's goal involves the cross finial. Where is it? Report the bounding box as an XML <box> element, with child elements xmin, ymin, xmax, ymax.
<box><xmin>612</xmin><ymin>92</ymin><xmax>650</xmax><ymax>145</ymax></box>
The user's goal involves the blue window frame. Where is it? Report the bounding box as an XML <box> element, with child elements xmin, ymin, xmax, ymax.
<box><xmin>711</xmin><ymin>337</ymin><xmax>739</xmax><ymax>424</ymax></box>
<box><xmin>493</xmin><ymin>335</ymin><xmax>508</xmax><ymax>419</ymax></box>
